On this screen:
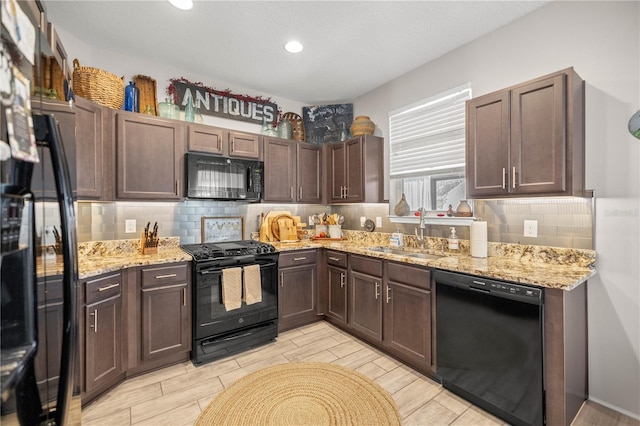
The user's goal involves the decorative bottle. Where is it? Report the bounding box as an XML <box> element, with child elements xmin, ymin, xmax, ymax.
<box><xmin>124</xmin><ymin>81</ymin><xmax>139</xmax><ymax>112</ymax></box>
<box><xmin>184</xmin><ymin>98</ymin><xmax>195</xmax><ymax>122</ymax></box>
<box><xmin>394</xmin><ymin>193</ymin><xmax>411</xmax><ymax>216</ymax></box>
<box><xmin>277</xmin><ymin>118</ymin><xmax>292</xmax><ymax>139</ymax></box>
<box><xmin>455</xmin><ymin>199</ymin><xmax>472</xmax><ymax>217</ymax></box>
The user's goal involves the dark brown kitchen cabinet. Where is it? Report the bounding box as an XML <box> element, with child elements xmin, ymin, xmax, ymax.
<box><xmin>83</xmin><ymin>272</ymin><xmax>125</xmax><ymax>397</ymax></box>
<box><xmin>263</xmin><ymin>137</ymin><xmax>322</xmax><ymax>203</ymax></box>
<box><xmin>278</xmin><ymin>250</ymin><xmax>318</xmax><ymax>331</ymax></box>
<box><xmin>186</xmin><ymin>123</ymin><xmax>224</xmax><ymax>155</ymax></box>
<box><xmin>466</xmin><ymin>68</ymin><xmax>585</xmax><ymax>198</ymax></box>
<box><xmin>34</xmin><ymin>276</ymin><xmax>63</xmax><ymax>403</ymax></box>
<box><xmin>325</xmin><ymin>251</ymin><xmax>347</xmax><ymax>326</ymax></box>
<box><xmin>31</xmin><ymin>98</ymin><xmax>77</xmax><ymax>199</ymax></box>
<box><xmin>139</xmin><ymin>263</ymin><xmax>190</xmax><ymax>362</ymax></box>
<box><xmin>186</xmin><ymin>124</ymin><xmax>261</xmax><ymax>159</ymax></box>
<box><xmin>74</xmin><ymin>96</ymin><xmax>112</xmax><ymax>200</ymax></box>
<box><xmin>325</xmin><ymin>135</ymin><xmax>383</xmax><ymax>203</ymax></box>
<box><xmin>115</xmin><ymin>111</ymin><xmax>183</xmax><ymax>200</ymax></box>
<box><xmin>348</xmin><ymin>255</ymin><xmax>383</xmax><ymax>342</ymax></box>
<box><xmin>384</xmin><ymin>262</ymin><xmax>433</xmax><ymax>373</ymax></box>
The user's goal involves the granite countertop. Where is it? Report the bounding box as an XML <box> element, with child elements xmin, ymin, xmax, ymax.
<box><xmin>271</xmin><ymin>231</ymin><xmax>596</xmax><ymax>291</ymax></box>
<box><xmin>47</xmin><ymin>232</ymin><xmax>595</xmax><ymax>291</ymax></box>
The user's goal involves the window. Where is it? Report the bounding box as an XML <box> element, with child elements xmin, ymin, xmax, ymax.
<box><xmin>389</xmin><ymin>84</ymin><xmax>471</xmax><ymax>213</ymax></box>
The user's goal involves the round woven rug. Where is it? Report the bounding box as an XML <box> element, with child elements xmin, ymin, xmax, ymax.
<box><xmin>196</xmin><ymin>362</ymin><xmax>401</xmax><ymax>426</ymax></box>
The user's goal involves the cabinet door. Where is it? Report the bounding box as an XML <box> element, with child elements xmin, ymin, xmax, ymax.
<box><xmin>326</xmin><ymin>266</ymin><xmax>347</xmax><ymax>325</ymax></box>
<box><xmin>116</xmin><ymin>112</ymin><xmax>183</xmax><ymax>200</ymax></box>
<box><xmin>228</xmin><ymin>131</ymin><xmax>260</xmax><ymax>159</ymax></box>
<box><xmin>263</xmin><ymin>137</ymin><xmax>296</xmax><ymax>202</ymax></box>
<box><xmin>345</xmin><ymin>138</ymin><xmax>364</xmax><ymax>201</ymax></box>
<box><xmin>278</xmin><ymin>264</ymin><xmax>317</xmax><ymax>330</ymax></box>
<box><xmin>85</xmin><ymin>295</ymin><xmax>122</xmax><ymax>394</ymax></box>
<box><xmin>75</xmin><ymin>96</ymin><xmax>109</xmax><ymax>199</ymax></box>
<box><xmin>34</xmin><ymin>298</ymin><xmax>63</xmax><ymax>401</ymax></box>
<box><xmin>328</xmin><ymin>143</ymin><xmax>346</xmax><ymax>202</ymax></box>
<box><xmin>466</xmin><ymin>91</ymin><xmax>510</xmax><ymax>198</ymax></box>
<box><xmin>297</xmin><ymin>143</ymin><xmax>322</xmax><ymax>203</ymax></box>
<box><xmin>511</xmin><ymin>74</ymin><xmax>566</xmax><ymax>194</ymax></box>
<box><xmin>384</xmin><ymin>282</ymin><xmax>431</xmax><ymax>369</ymax></box>
<box><xmin>349</xmin><ymin>271</ymin><xmax>382</xmax><ymax>342</ymax></box>
<box><xmin>187</xmin><ymin>123</ymin><xmax>224</xmax><ymax>154</ymax></box>
<box><xmin>31</xmin><ymin>99</ymin><xmax>77</xmax><ymax>199</ymax></box>
<box><xmin>141</xmin><ymin>283</ymin><xmax>190</xmax><ymax>361</ymax></box>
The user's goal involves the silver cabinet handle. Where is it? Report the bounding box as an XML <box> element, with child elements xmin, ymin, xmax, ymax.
<box><xmin>502</xmin><ymin>167</ymin><xmax>506</xmax><ymax>189</ymax></box>
<box><xmin>290</xmin><ymin>186</ymin><xmax>294</xmax><ymax>199</ymax></box>
<box><xmin>293</xmin><ymin>257</ymin><xmax>307</xmax><ymax>261</ymax></box>
<box><xmin>512</xmin><ymin>166</ymin><xmax>516</xmax><ymax>189</ymax></box>
<box><xmin>90</xmin><ymin>309</ymin><xmax>98</xmax><ymax>333</ymax></box>
<box><xmin>183</xmin><ymin>288</ymin><xmax>187</xmax><ymax>306</ymax></box>
<box><xmin>386</xmin><ymin>286</ymin><xmax>391</xmax><ymax>304</ymax></box>
<box><xmin>299</xmin><ymin>187</ymin><xmax>303</xmax><ymax>199</ymax></box>
<box><xmin>375</xmin><ymin>282</ymin><xmax>380</xmax><ymax>299</ymax></box>
<box><xmin>280</xmin><ymin>272</ymin><xmax>284</xmax><ymax>287</ymax></box>
<box><xmin>340</xmin><ymin>272</ymin><xmax>345</xmax><ymax>288</ymax></box>
<box><xmin>328</xmin><ymin>257</ymin><xmax>340</xmax><ymax>262</ymax></box>
<box><xmin>98</xmin><ymin>282</ymin><xmax>120</xmax><ymax>292</ymax></box>
<box><xmin>155</xmin><ymin>273</ymin><xmax>177</xmax><ymax>279</ymax></box>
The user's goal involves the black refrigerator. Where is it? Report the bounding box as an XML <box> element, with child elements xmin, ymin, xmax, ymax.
<box><xmin>1</xmin><ymin>0</ymin><xmax>80</xmax><ymax>424</ymax></box>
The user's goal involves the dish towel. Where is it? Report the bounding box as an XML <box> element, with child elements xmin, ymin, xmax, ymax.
<box><xmin>243</xmin><ymin>264</ymin><xmax>262</xmax><ymax>305</ymax></box>
<box><xmin>222</xmin><ymin>267</ymin><xmax>242</xmax><ymax>311</ymax></box>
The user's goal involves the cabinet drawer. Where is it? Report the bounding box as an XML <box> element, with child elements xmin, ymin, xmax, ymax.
<box><xmin>326</xmin><ymin>250</ymin><xmax>347</xmax><ymax>268</ymax></box>
<box><xmin>141</xmin><ymin>263</ymin><xmax>188</xmax><ymax>288</ymax></box>
<box><xmin>85</xmin><ymin>272</ymin><xmax>122</xmax><ymax>305</ymax></box>
<box><xmin>279</xmin><ymin>250</ymin><xmax>317</xmax><ymax>268</ymax></box>
<box><xmin>350</xmin><ymin>255</ymin><xmax>382</xmax><ymax>277</ymax></box>
<box><xmin>387</xmin><ymin>262</ymin><xmax>431</xmax><ymax>291</ymax></box>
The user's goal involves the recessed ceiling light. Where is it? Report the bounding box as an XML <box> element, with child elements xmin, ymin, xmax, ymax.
<box><xmin>168</xmin><ymin>0</ymin><xmax>193</xmax><ymax>11</ymax></box>
<box><xmin>284</xmin><ymin>41</ymin><xmax>303</xmax><ymax>54</ymax></box>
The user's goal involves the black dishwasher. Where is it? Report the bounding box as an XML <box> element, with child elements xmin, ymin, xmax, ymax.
<box><xmin>435</xmin><ymin>270</ymin><xmax>544</xmax><ymax>426</ymax></box>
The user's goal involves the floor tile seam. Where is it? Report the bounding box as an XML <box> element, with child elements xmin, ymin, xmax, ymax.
<box><xmin>159</xmin><ymin>374</ymin><xmax>224</xmax><ymax>396</ymax></box>
<box><xmin>82</xmin><ymin>406</ymin><xmax>132</xmax><ymax>426</ymax></box>
<box><xmin>130</xmin><ymin>400</ymin><xmax>200</xmax><ymax>426</ymax></box>
<box><xmin>397</xmin><ymin>388</ymin><xmax>448</xmax><ymax>422</ymax></box>
<box><xmin>80</xmin><ymin>383</ymin><xmax>162</xmax><ymax>422</ymax></box>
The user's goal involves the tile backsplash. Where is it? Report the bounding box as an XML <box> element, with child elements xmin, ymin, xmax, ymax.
<box><xmin>71</xmin><ymin>196</ymin><xmax>593</xmax><ymax>250</ymax></box>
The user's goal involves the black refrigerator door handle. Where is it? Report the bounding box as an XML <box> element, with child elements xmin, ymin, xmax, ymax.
<box><xmin>34</xmin><ymin>114</ymin><xmax>79</xmax><ymax>426</ymax></box>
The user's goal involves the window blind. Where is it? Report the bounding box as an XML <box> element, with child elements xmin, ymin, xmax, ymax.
<box><xmin>389</xmin><ymin>84</ymin><xmax>471</xmax><ymax>179</ymax></box>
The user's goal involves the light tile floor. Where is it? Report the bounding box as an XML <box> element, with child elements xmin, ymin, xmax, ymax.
<box><xmin>81</xmin><ymin>321</ymin><xmax>637</xmax><ymax>426</ymax></box>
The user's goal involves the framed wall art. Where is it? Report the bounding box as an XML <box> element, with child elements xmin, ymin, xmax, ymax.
<box><xmin>201</xmin><ymin>216</ymin><xmax>244</xmax><ymax>243</ymax></box>
<box><xmin>302</xmin><ymin>103</ymin><xmax>353</xmax><ymax>145</ymax></box>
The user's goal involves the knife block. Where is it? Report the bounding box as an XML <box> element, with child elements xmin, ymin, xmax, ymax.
<box><xmin>140</xmin><ymin>232</ymin><xmax>158</xmax><ymax>255</ymax></box>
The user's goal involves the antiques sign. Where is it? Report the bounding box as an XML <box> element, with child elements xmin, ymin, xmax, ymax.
<box><xmin>170</xmin><ymin>80</ymin><xmax>278</xmax><ymax>125</ymax></box>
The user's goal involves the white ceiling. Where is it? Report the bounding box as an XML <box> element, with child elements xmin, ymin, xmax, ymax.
<box><xmin>44</xmin><ymin>1</ymin><xmax>550</xmax><ymax>105</ymax></box>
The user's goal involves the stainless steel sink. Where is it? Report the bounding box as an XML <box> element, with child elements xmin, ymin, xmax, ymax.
<box><xmin>365</xmin><ymin>247</ymin><xmax>444</xmax><ymax>260</ymax></box>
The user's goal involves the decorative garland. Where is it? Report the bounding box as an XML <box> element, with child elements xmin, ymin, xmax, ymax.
<box><xmin>167</xmin><ymin>77</ymin><xmax>283</xmax><ymax>124</ymax></box>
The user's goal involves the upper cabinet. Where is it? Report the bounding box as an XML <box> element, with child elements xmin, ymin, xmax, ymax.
<box><xmin>466</xmin><ymin>68</ymin><xmax>585</xmax><ymax>198</ymax></box>
<box><xmin>186</xmin><ymin>123</ymin><xmax>261</xmax><ymax>160</ymax></box>
<box><xmin>263</xmin><ymin>137</ymin><xmax>322</xmax><ymax>203</ymax></box>
<box><xmin>325</xmin><ymin>135</ymin><xmax>384</xmax><ymax>204</ymax></box>
<box><xmin>115</xmin><ymin>111</ymin><xmax>184</xmax><ymax>200</ymax></box>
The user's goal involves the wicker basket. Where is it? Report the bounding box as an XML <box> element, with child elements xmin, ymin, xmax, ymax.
<box><xmin>72</xmin><ymin>59</ymin><xmax>124</xmax><ymax>109</ymax></box>
<box><xmin>133</xmin><ymin>74</ymin><xmax>158</xmax><ymax>115</ymax></box>
<box><xmin>282</xmin><ymin>112</ymin><xmax>305</xmax><ymax>142</ymax></box>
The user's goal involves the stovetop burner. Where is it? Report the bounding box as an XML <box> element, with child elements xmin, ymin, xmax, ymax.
<box><xmin>182</xmin><ymin>240</ymin><xmax>276</xmax><ymax>261</ymax></box>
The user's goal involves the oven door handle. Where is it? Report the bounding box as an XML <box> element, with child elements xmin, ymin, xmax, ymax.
<box><xmin>198</xmin><ymin>261</ymin><xmax>277</xmax><ymax>276</ymax></box>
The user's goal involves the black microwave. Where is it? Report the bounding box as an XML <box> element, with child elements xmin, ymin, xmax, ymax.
<box><xmin>185</xmin><ymin>153</ymin><xmax>263</xmax><ymax>201</ymax></box>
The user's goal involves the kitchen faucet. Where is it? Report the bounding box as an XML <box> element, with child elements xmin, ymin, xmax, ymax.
<box><xmin>414</xmin><ymin>207</ymin><xmax>427</xmax><ymax>248</ymax></box>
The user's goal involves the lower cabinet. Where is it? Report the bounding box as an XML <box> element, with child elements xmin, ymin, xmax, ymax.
<box><xmin>348</xmin><ymin>255</ymin><xmax>383</xmax><ymax>342</ymax></box>
<box><xmin>138</xmin><ymin>263</ymin><xmax>191</xmax><ymax>365</ymax></box>
<box><xmin>325</xmin><ymin>251</ymin><xmax>347</xmax><ymax>326</ymax></box>
<box><xmin>383</xmin><ymin>262</ymin><xmax>433</xmax><ymax>372</ymax></box>
<box><xmin>34</xmin><ymin>276</ymin><xmax>63</xmax><ymax>403</ymax></box>
<box><xmin>82</xmin><ymin>272</ymin><xmax>125</xmax><ymax>397</ymax></box>
<box><xmin>278</xmin><ymin>250</ymin><xmax>318</xmax><ymax>331</ymax></box>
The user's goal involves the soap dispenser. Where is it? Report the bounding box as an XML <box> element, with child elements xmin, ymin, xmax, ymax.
<box><xmin>447</xmin><ymin>227</ymin><xmax>459</xmax><ymax>252</ymax></box>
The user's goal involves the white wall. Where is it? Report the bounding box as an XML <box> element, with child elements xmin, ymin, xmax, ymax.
<box><xmin>55</xmin><ymin>28</ymin><xmax>307</xmax><ymax>134</ymax></box>
<box><xmin>354</xmin><ymin>1</ymin><xmax>640</xmax><ymax>418</ymax></box>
